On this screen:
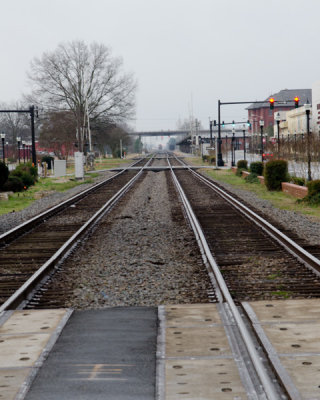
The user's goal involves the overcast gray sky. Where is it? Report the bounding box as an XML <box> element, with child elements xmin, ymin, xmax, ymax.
<box><xmin>1</xmin><ymin>0</ymin><xmax>319</xmax><ymax>132</ymax></box>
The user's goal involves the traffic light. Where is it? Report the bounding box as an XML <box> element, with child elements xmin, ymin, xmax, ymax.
<box><xmin>294</xmin><ymin>96</ymin><xmax>299</xmax><ymax>108</ymax></box>
<box><xmin>232</xmin><ymin>120</ymin><xmax>235</xmax><ymax>127</ymax></box>
<box><xmin>213</xmin><ymin>120</ymin><xmax>216</xmax><ymax>126</ymax></box>
<box><xmin>222</xmin><ymin>121</ymin><xmax>225</xmax><ymax>128</ymax></box>
<box><xmin>269</xmin><ymin>97</ymin><xmax>275</xmax><ymax>109</ymax></box>
<box><xmin>247</xmin><ymin>120</ymin><xmax>251</xmax><ymax>128</ymax></box>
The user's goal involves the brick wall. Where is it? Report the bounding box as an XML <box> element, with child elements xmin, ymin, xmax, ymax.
<box><xmin>281</xmin><ymin>182</ymin><xmax>308</xmax><ymax>199</ymax></box>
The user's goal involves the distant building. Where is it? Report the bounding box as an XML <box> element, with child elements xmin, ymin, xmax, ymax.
<box><xmin>247</xmin><ymin>88</ymin><xmax>312</xmax><ymax>134</ymax></box>
<box><xmin>312</xmin><ymin>81</ymin><xmax>320</xmax><ymax>133</ymax></box>
<box><xmin>274</xmin><ymin>106</ymin><xmax>312</xmax><ymax>138</ymax></box>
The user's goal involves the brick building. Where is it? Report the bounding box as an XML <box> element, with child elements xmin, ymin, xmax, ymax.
<box><xmin>247</xmin><ymin>88</ymin><xmax>311</xmax><ymax>135</ymax></box>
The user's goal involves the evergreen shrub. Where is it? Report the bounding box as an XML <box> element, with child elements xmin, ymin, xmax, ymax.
<box><xmin>264</xmin><ymin>160</ymin><xmax>289</xmax><ymax>191</ymax></box>
<box><xmin>250</xmin><ymin>161</ymin><xmax>263</xmax><ymax>176</ymax></box>
<box><xmin>290</xmin><ymin>176</ymin><xmax>305</xmax><ymax>186</ymax></box>
<box><xmin>3</xmin><ymin>175</ymin><xmax>24</xmax><ymax>192</ymax></box>
<box><xmin>245</xmin><ymin>173</ymin><xmax>260</xmax><ymax>184</ymax></box>
<box><xmin>307</xmin><ymin>180</ymin><xmax>320</xmax><ymax>196</ymax></box>
<box><xmin>0</xmin><ymin>161</ymin><xmax>9</xmax><ymax>189</ymax></box>
<box><xmin>237</xmin><ymin>160</ymin><xmax>248</xmax><ymax>170</ymax></box>
<box><xmin>236</xmin><ymin>168</ymin><xmax>246</xmax><ymax>177</ymax></box>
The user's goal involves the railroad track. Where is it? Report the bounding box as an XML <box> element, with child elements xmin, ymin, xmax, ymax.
<box><xmin>0</xmin><ymin>155</ymin><xmax>153</xmax><ymax>311</ymax></box>
<box><xmin>166</xmin><ymin>154</ymin><xmax>320</xmax><ymax>400</ymax></box>
<box><xmin>2</xmin><ymin>152</ymin><xmax>320</xmax><ymax>399</ymax></box>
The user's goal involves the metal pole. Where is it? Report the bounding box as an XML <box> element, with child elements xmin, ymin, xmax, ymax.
<box><xmin>243</xmin><ymin>129</ymin><xmax>246</xmax><ymax>161</ymax></box>
<box><xmin>1</xmin><ymin>138</ymin><xmax>4</xmax><ymax>163</ymax></box>
<box><xmin>209</xmin><ymin>120</ymin><xmax>213</xmax><ymax>148</ymax></box>
<box><xmin>23</xmin><ymin>143</ymin><xmax>26</xmax><ymax>163</ymax></box>
<box><xmin>30</xmin><ymin>106</ymin><xmax>37</xmax><ymax>166</ymax></box>
<box><xmin>231</xmin><ymin>130</ymin><xmax>235</xmax><ymax>166</ymax></box>
<box><xmin>307</xmin><ymin>109</ymin><xmax>311</xmax><ymax>181</ymax></box>
<box><xmin>18</xmin><ymin>141</ymin><xmax>21</xmax><ymax>164</ymax></box>
<box><xmin>120</xmin><ymin>139</ymin><xmax>122</xmax><ymax>159</ymax></box>
<box><xmin>260</xmin><ymin>125</ymin><xmax>264</xmax><ymax>162</ymax></box>
<box><xmin>217</xmin><ymin>100</ymin><xmax>223</xmax><ymax>166</ymax></box>
<box><xmin>277</xmin><ymin>120</ymin><xmax>280</xmax><ymax>158</ymax></box>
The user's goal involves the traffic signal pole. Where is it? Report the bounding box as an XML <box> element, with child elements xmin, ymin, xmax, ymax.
<box><xmin>217</xmin><ymin>100</ymin><xmax>223</xmax><ymax>166</ymax></box>
<box><xmin>217</xmin><ymin>98</ymin><xmax>298</xmax><ymax>166</ymax></box>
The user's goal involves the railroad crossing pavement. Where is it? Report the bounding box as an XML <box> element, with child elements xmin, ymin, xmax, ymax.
<box><xmin>0</xmin><ymin>300</ymin><xmax>320</xmax><ymax>399</ymax></box>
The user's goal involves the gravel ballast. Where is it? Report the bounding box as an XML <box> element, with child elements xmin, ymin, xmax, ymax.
<box><xmin>0</xmin><ymin>171</ymin><xmax>115</xmax><ymax>234</ymax></box>
<box><xmin>44</xmin><ymin>170</ymin><xmax>213</xmax><ymax>308</ymax></box>
<box><xmin>201</xmin><ymin>171</ymin><xmax>320</xmax><ymax>246</ymax></box>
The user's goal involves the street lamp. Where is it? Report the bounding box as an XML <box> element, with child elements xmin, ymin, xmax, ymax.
<box><xmin>305</xmin><ymin>101</ymin><xmax>312</xmax><ymax>181</ymax></box>
<box><xmin>0</xmin><ymin>132</ymin><xmax>5</xmax><ymax>163</ymax></box>
<box><xmin>260</xmin><ymin>120</ymin><xmax>264</xmax><ymax>162</ymax></box>
<box><xmin>22</xmin><ymin>141</ymin><xmax>26</xmax><ymax>163</ymax></box>
<box><xmin>231</xmin><ymin>128</ymin><xmax>235</xmax><ymax>166</ymax></box>
<box><xmin>242</xmin><ymin>124</ymin><xmax>246</xmax><ymax>161</ymax></box>
<box><xmin>275</xmin><ymin>112</ymin><xmax>281</xmax><ymax>158</ymax></box>
<box><xmin>17</xmin><ymin>136</ymin><xmax>21</xmax><ymax>164</ymax></box>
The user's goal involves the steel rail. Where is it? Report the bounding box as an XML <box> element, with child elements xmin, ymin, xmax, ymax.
<box><xmin>168</xmin><ymin>157</ymin><xmax>279</xmax><ymax>400</ymax></box>
<box><xmin>181</xmin><ymin>159</ymin><xmax>320</xmax><ymax>276</ymax></box>
<box><xmin>0</xmin><ymin>155</ymin><xmax>154</xmax><ymax>313</ymax></box>
<box><xmin>0</xmin><ymin>156</ymin><xmax>148</xmax><ymax>246</ymax></box>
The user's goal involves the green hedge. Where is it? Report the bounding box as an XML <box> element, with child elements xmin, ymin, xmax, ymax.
<box><xmin>237</xmin><ymin>160</ymin><xmax>248</xmax><ymax>169</ymax></box>
<box><xmin>291</xmin><ymin>176</ymin><xmax>306</xmax><ymax>186</ymax></box>
<box><xmin>250</xmin><ymin>161</ymin><xmax>263</xmax><ymax>176</ymax></box>
<box><xmin>307</xmin><ymin>180</ymin><xmax>320</xmax><ymax>196</ymax></box>
<box><xmin>264</xmin><ymin>160</ymin><xmax>289</xmax><ymax>191</ymax></box>
<box><xmin>3</xmin><ymin>175</ymin><xmax>24</xmax><ymax>192</ymax></box>
<box><xmin>245</xmin><ymin>173</ymin><xmax>260</xmax><ymax>184</ymax></box>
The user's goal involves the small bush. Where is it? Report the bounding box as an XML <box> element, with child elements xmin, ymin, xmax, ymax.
<box><xmin>237</xmin><ymin>160</ymin><xmax>248</xmax><ymax>170</ymax></box>
<box><xmin>264</xmin><ymin>160</ymin><xmax>289</xmax><ymax>191</ymax></box>
<box><xmin>3</xmin><ymin>175</ymin><xmax>24</xmax><ymax>192</ymax></box>
<box><xmin>245</xmin><ymin>173</ymin><xmax>260</xmax><ymax>184</ymax></box>
<box><xmin>291</xmin><ymin>176</ymin><xmax>306</xmax><ymax>186</ymax></box>
<box><xmin>209</xmin><ymin>156</ymin><xmax>216</xmax><ymax>164</ymax></box>
<box><xmin>21</xmin><ymin>172</ymin><xmax>35</xmax><ymax>188</ymax></box>
<box><xmin>250</xmin><ymin>161</ymin><xmax>263</xmax><ymax>176</ymax></box>
<box><xmin>41</xmin><ymin>155</ymin><xmax>54</xmax><ymax>170</ymax></box>
<box><xmin>236</xmin><ymin>168</ymin><xmax>246</xmax><ymax>177</ymax></box>
<box><xmin>202</xmin><ymin>155</ymin><xmax>209</xmax><ymax>162</ymax></box>
<box><xmin>307</xmin><ymin>179</ymin><xmax>320</xmax><ymax>196</ymax></box>
<box><xmin>11</xmin><ymin>163</ymin><xmax>37</xmax><ymax>185</ymax></box>
<box><xmin>0</xmin><ymin>161</ymin><xmax>9</xmax><ymax>189</ymax></box>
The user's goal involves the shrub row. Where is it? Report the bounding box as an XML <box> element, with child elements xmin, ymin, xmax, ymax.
<box><xmin>202</xmin><ymin>155</ymin><xmax>216</xmax><ymax>164</ymax></box>
<box><xmin>0</xmin><ymin>162</ymin><xmax>38</xmax><ymax>192</ymax></box>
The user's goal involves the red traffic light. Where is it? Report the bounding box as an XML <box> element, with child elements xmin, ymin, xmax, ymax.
<box><xmin>269</xmin><ymin>97</ymin><xmax>275</xmax><ymax>109</ymax></box>
<box><xmin>294</xmin><ymin>96</ymin><xmax>299</xmax><ymax>108</ymax></box>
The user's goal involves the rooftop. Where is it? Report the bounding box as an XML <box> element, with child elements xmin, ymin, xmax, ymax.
<box><xmin>247</xmin><ymin>89</ymin><xmax>312</xmax><ymax>110</ymax></box>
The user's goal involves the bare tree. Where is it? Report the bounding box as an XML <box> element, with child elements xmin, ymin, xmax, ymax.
<box><xmin>39</xmin><ymin>111</ymin><xmax>77</xmax><ymax>160</ymax></box>
<box><xmin>27</xmin><ymin>40</ymin><xmax>136</xmax><ymax>151</ymax></box>
<box><xmin>0</xmin><ymin>102</ymin><xmax>30</xmax><ymax>145</ymax></box>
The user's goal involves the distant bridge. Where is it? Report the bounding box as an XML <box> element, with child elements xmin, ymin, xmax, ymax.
<box><xmin>129</xmin><ymin>128</ymin><xmax>248</xmax><ymax>137</ymax></box>
<box><xmin>129</xmin><ymin>130</ymin><xmax>190</xmax><ymax>137</ymax></box>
